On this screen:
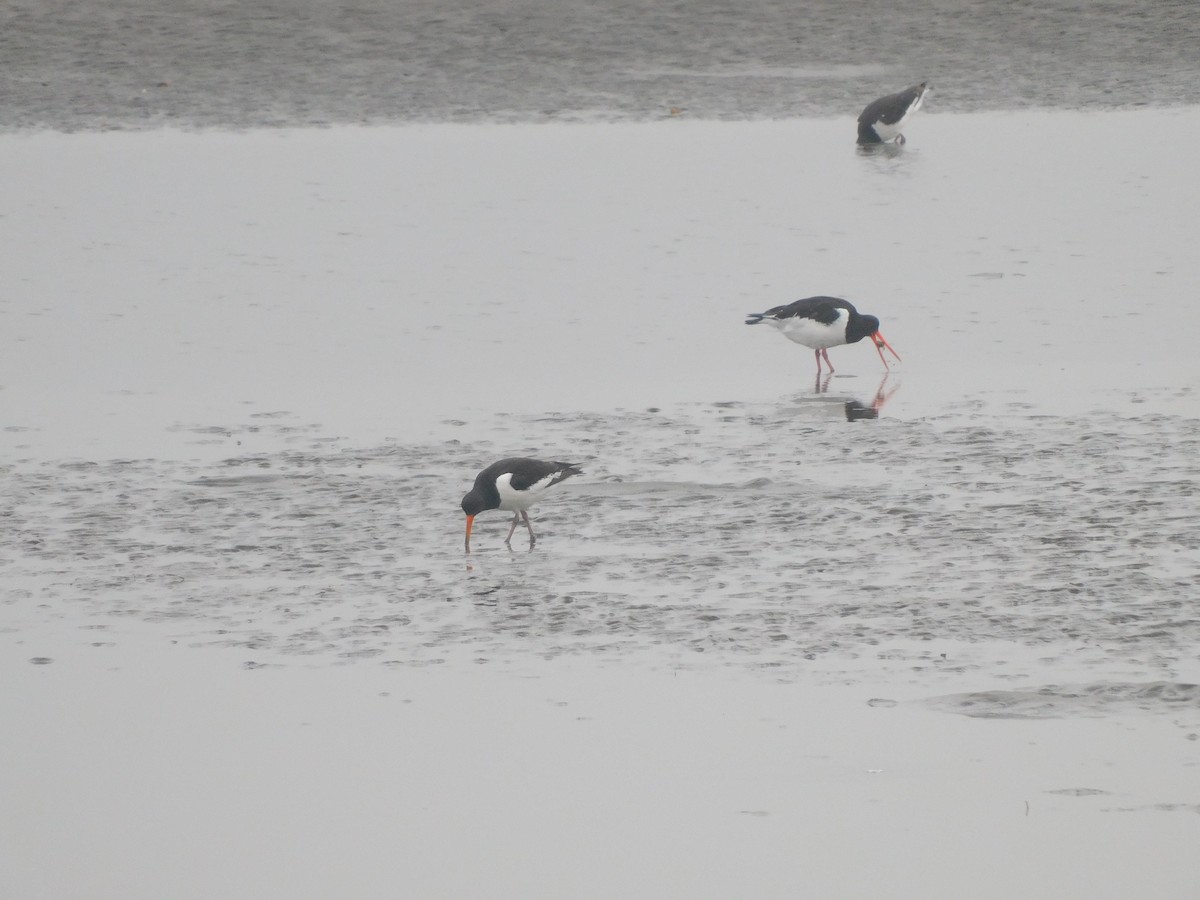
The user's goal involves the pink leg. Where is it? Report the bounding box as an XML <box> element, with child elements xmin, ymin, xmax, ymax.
<box><xmin>521</xmin><ymin>510</ymin><xmax>537</xmax><ymax>546</ymax></box>
<box><xmin>821</xmin><ymin>348</ymin><xmax>835</xmax><ymax>373</ymax></box>
<box><xmin>504</xmin><ymin>512</ymin><xmax>521</xmax><ymax>545</ymax></box>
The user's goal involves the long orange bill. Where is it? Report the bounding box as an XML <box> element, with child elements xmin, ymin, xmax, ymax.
<box><xmin>872</xmin><ymin>331</ymin><xmax>902</xmax><ymax>368</ymax></box>
<box><xmin>464</xmin><ymin>515</ymin><xmax>475</xmax><ymax>553</ymax></box>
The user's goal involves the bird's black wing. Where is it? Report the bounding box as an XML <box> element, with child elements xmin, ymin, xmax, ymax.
<box><xmin>763</xmin><ymin>296</ymin><xmax>852</xmax><ymax>326</ymax></box>
<box><xmin>856</xmin><ymin>119</ymin><xmax>884</xmax><ymax>143</ymax></box>
<box><xmin>504</xmin><ymin>458</ymin><xmax>583</xmax><ymax>491</ymax></box>
<box><xmin>859</xmin><ymin>83</ymin><xmax>925</xmax><ymax>127</ymax></box>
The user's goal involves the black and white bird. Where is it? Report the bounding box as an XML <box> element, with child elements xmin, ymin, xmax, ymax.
<box><xmin>745</xmin><ymin>296</ymin><xmax>901</xmax><ymax>376</ymax></box>
<box><xmin>857</xmin><ymin>82</ymin><xmax>929</xmax><ymax>145</ymax></box>
<box><xmin>461</xmin><ymin>457</ymin><xmax>583</xmax><ymax>552</ymax></box>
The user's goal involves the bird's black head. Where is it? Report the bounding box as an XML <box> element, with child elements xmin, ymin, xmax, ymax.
<box><xmin>461</xmin><ymin>490</ymin><xmax>486</xmax><ymax>517</ymax></box>
<box><xmin>846</xmin><ymin>313</ymin><xmax>881</xmax><ymax>345</ymax></box>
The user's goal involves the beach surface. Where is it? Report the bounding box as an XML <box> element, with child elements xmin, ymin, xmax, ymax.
<box><xmin>3</xmin><ymin>49</ymin><xmax>1200</xmax><ymax>900</ymax></box>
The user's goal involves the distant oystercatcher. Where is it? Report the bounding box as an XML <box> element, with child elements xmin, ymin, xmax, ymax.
<box><xmin>744</xmin><ymin>296</ymin><xmax>901</xmax><ymax>376</ymax></box>
<box><xmin>857</xmin><ymin>82</ymin><xmax>929</xmax><ymax>145</ymax></box>
<box><xmin>461</xmin><ymin>457</ymin><xmax>583</xmax><ymax>552</ymax></box>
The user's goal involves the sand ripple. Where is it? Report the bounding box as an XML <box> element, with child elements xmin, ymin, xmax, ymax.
<box><xmin>6</xmin><ymin>396</ymin><xmax>1199</xmax><ymax>687</ymax></box>
<box><xmin>923</xmin><ymin>681</ymin><xmax>1200</xmax><ymax>719</ymax></box>
<box><xmin>3</xmin><ymin>0</ymin><xmax>1199</xmax><ymax>130</ymax></box>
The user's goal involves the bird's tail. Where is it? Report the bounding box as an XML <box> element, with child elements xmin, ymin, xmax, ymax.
<box><xmin>744</xmin><ymin>312</ymin><xmax>769</xmax><ymax>325</ymax></box>
<box><xmin>551</xmin><ymin>462</ymin><xmax>584</xmax><ymax>485</ymax></box>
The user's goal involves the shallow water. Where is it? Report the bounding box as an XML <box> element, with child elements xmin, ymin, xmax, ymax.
<box><xmin>6</xmin><ymin>109</ymin><xmax>1200</xmax><ymax>459</ymax></box>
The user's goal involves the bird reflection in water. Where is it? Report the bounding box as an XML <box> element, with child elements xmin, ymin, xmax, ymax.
<box><xmin>793</xmin><ymin>372</ymin><xmax>899</xmax><ymax>420</ymax></box>
<box><xmin>855</xmin><ymin>142</ymin><xmax>906</xmax><ymax>161</ymax></box>
<box><xmin>843</xmin><ymin>374</ymin><xmax>900</xmax><ymax>421</ymax></box>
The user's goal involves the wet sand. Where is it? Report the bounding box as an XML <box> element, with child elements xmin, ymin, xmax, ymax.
<box><xmin>5</xmin><ymin>0</ymin><xmax>1200</xmax><ymax>130</ymax></box>
<box><xmin>3</xmin><ymin>109</ymin><xmax>1200</xmax><ymax>897</ymax></box>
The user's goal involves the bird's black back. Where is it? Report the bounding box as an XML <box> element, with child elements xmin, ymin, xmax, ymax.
<box><xmin>757</xmin><ymin>296</ymin><xmax>857</xmax><ymax>326</ymax></box>
<box><xmin>462</xmin><ymin>457</ymin><xmax>583</xmax><ymax>515</ymax></box>
<box><xmin>858</xmin><ymin>83</ymin><xmax>926</xmax><ymax>128</ymax></box>
<box><xmin>496</xmin><ymin>458</ymin><xmax>582</xmax><ymax>492</ymax></box>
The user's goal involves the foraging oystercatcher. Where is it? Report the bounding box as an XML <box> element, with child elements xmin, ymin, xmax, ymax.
<box><xmin>857</xmin><ymin>82</ymin><xmax>929</xmax><ymax>145</ymax></box>
<box><xmin>744</xmin><ymin>296</ymin><xmax>901</xmax><ymax>376</ymax></box>
<box><xmin>461</xmin><ymin>457</ymin><xmax>583</xmax><ymax>552</ymax></box>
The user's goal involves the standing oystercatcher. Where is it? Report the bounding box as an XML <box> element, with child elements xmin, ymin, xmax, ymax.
<box><xmin>857</xmin><ymin>82</ymin><xmax>929</xmax><ymax>145</ymax></box>
<box><xmin>744</xmin><ymin>296</ymin><xmax>901</xmax><ymax>376</ymax></box>
<box><xmin>461</xmin><ymin>457</ymin><xmax>583</xmax><ymax>552</ymax></box>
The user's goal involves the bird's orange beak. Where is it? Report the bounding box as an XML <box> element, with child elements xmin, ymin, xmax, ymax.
<box><xmin>464</xmin><ymin>514</ymin><xmax>475</xmax><ymax>553</ymax></box>
<box><xmin>872</xmin><ymin>331</ymin><xmax>902</xmax><ymax>367</ymax></box>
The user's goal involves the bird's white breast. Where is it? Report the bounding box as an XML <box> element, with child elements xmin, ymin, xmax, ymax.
<box><xmin>494</xmin><ymin>471</ymin><xmax>555</xmax><ymax>511</ymax></box>
<box><xmin>771</xmin><ymin>309</ymin><xmax>848</xmax><ymax>349</ymax></box>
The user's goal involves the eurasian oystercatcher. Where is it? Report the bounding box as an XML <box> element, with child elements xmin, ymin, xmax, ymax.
<box><xmin>744</xmin><ymin>296</ymin><xmax>901</xmax><ymax>376</ymax></box>
<box><xmin>461</xmin><ymin>457</ymin><xmax>583</xmax><ymax>552</ymax></box>
<box><xmin>857</xmin><ymin>82</ymin><xmax>929</xmax><ymax>145</ymax></box>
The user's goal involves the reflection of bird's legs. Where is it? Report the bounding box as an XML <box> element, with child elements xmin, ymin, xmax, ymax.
<box><xmin>504</xmin><ymin>512</ymin><xmax>521</xmax><ymax>545</ymax></box>
<box><xmin>872</xmin><ymin>373</ymin><xmax>902</xmax><ymax>411</ymax></box>
<box><xmin>814</xmin><ymin>371</ymin><xmax>833</xmax><ymax>394</ymax></box>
